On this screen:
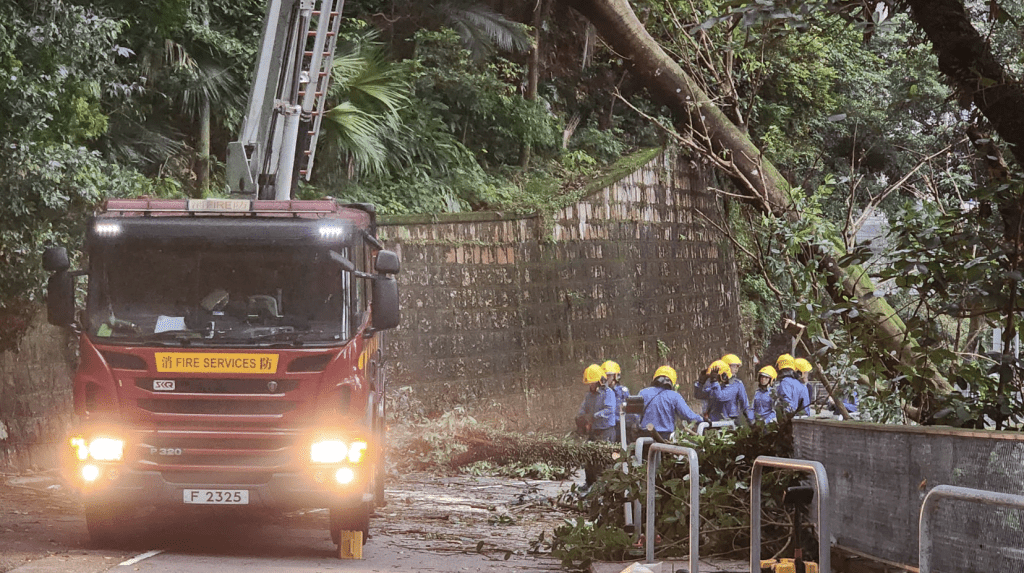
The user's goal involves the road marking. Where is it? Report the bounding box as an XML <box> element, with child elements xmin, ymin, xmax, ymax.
<box><xmin>118</xmin><ymin>550</ymin><xmax>164</xmax><ymax>567</ymax></box>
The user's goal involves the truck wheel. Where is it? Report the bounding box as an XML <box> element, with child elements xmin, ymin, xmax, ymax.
<box><xmin>330</xmin><ymin>503</ymin><xmax>370</xmax><ymax>546</ymax></box>
<box><xmin>374</xmin><ymin>457</ymin><xmax>386</xmax><ymax>506</ymax></box>
<box><xmin>85</xmin><ymin>501</ymin><xmax>127</xmax><ymax>547</ymax></box>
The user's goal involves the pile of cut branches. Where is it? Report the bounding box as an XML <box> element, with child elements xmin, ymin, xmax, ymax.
<box><xmin>387</xmin><ymin>410</ymin><xmax>617</xmax><ymax>479</ymax></box>
<box><xmin>450</xmin><ymin>427</ymin><xmax>618</xmax><ymax>478</ymax></box>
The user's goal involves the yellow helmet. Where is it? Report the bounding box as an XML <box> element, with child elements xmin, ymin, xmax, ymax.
<box><xmin>758</xmin><ymin>366</ymin><xmax>778</xmax><ymax>381</ymax></box>
<box><xmin>601</xmin><ymin>360</ymin><xmax>621</xmax><ymax>375</ymax></box>
<box><xmin>706</xmin><ymin>359</ymin><xmax>732</xmax><ymax>378</ymax></box>
<box><xmin>775</xmin><ymin>355</ymin><xmax>796</xmax><ymax>371</ymax></box>
<box><xmin>583</xmin><ymin>364</ymin><xmax>606</xmax><ymax>384</ymax></box>
<box><xmin>794</xmin><ymin>358</ymin><xmax>813</xmax><ymax>373</ymax></box>
<box><xmin>721</xmin><ymin>353</ymin><xmax>741</xmax><ymax>366</ymax></box>
<box><xmin>653</xmin><ymin>365</ymin><xmax>677</xmax><ymax>385</ymax></box>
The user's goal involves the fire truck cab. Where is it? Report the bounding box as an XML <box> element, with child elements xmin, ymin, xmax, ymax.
<box><xmin>45</xmin><ymin>197</ymin><xmax>398</xmax><ymax>547</ymax></box>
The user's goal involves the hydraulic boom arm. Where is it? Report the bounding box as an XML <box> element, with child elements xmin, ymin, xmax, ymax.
<box><xmin>226</xmin><ymin>0</ymin><xmax>344</xmax><ymax>200</ymax></box>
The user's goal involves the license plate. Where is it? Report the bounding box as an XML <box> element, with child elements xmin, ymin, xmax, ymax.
<box><xmin>183</xmin><ymin>489</ymin><xmax>249</xmax><ymax>505</ymax></box>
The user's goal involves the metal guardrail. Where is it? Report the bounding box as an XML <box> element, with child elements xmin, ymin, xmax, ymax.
<box><xmin>750</xmin><ymin>456</ymin><xmax>831</xmax><ymax>573</ymax></box>
<box><xmin>919</xmin><ymin>484</ymin><xmax>1024</xmax><ymax>573</ymax></box>
<box><xmin>645</xmin><ymin>443</ymin><xmax>699</xmax><ymax>572</ymax></box>
<box><xmin>627</xmin><ymin>437</ymin><xmax>654</xmax><ymax>540</ymax></box>
<box><xmin>695</xmin><ymin>420</ymin><xmax>735</xmax><ymax>436</ymax></box>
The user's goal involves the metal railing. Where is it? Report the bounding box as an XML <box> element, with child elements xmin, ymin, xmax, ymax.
<box><xmin>625</xmin><ymin>436</ymin><xmax>654</xmax><ymax>539</ymax></box>
<box><xmin>750</xmin><ymin>456</ymin><xmax>831</xmax><ymax>573</ymax></box>
<box><xmin>919</xmin><ymin>484</ymin><xmax>1024</xmax><ymax>573</ymax></box>
<box><xmin>695</xmin><ymin>420</ymin><xmax>735</xmax><ymax>436</ymax></box>
<box><xmin>645</xmin><ymin>443</ymin><xmax>700</xmax><ymax>572</ymax></box>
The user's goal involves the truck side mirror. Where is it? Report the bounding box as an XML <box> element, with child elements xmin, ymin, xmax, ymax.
<box><xmin>375</xmin><ymin>250</ymin><xmax>400</xmax><ymax>274</ymax></box>
<box><xmin>371</xmin><ymin>276</ymin><xmax>400</xmax><ymax>331</ymax></box>
<box><xmin>46</xmin><ymin>271</ymin><xmax>76</xmax><ymax>326</ymax></box>
<box><xmin>43</xmin><ymin>246</ymin><xmax>70</xmax><ymax>272</ymax></box>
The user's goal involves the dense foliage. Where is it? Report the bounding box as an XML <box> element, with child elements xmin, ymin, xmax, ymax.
<box><xmin>0</xmin><ymin>1</ymin><xmax>170</xmax><ymax>351</ymax></box>
<box><xmin>546</xmin><ymin>418</ymin><xmax>798</xmax><ymax>569</ymax></box>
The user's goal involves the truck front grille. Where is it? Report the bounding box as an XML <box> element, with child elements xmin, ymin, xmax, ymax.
<box><xmin>135</xmin><ymin>378</ymin><xmax>299</xmax><ymax>395</ymax></box>
<box><xmin>135</xmin><ymin>432</ymin><xmax>297</xmax><ymax>473</ymax></box>
<box><xmin>137</xmin><ymin>399</ymin><xmax>296</xmax><ymax>416</ymax></box>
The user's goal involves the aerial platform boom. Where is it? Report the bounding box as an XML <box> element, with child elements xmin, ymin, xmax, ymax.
<box><xmin>226</xmin><ymin>0</ymin><xmax>344</xmax><ymax>200</ymax></box>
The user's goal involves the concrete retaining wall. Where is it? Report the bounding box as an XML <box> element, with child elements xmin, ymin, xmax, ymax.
<box><xmin>793</xmin><ymin>419</ymin><xmax>1024</xmax><ymax>569</ymax></box>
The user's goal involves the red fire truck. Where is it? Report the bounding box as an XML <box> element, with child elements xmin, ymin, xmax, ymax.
<box><xmin>42</xmin><ymin>0</ymin><xmax>399</xmax><ymax>549</ymax></box>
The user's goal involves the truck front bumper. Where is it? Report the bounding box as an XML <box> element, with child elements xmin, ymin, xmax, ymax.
<box><xmin>79</xmin><ymin>467</ymin><xmax>372</xmax><ymax>510</ymax></box>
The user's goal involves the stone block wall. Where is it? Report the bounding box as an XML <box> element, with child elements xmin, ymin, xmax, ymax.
<box><xmin>379</xmin><ymin>148</ymin><xmax>744</xmax><ymax>428</ymax></box>
<box><xmin>0</xmin><ymin>314</ymin><xmax>76</xmax><ymax>469</ymax></box>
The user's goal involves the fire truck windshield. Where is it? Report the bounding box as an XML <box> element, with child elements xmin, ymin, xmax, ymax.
<box><xmin>85</xmin><ymin>240</ymin><xmax>364</xmax><ymax>347</ymax></box>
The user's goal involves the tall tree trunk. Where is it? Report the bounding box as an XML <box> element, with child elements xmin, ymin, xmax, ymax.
<box><xmin>197</xmin><ymin>95</ymin><xmax>211</xmax><ymax>198</ymax></box>
<box><xmin>906</xmin><ymin>0</ymin><xmax>1024</xmax><ymax>168</ymax></box>
<box><xmin>560</xmin><ymin>0</ymin><xmax>952</xmax><ymax>404</ymax></box>
<box><xmin>520</xmin><ymin>0</ymin><xmax>544</xmax><ymax>169</ymax></box>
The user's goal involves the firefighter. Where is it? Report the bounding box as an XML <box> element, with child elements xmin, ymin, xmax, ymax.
<box><xmin>775</xmin><ymin>355</ymin><xmax>810</xmax><ymax>416</ymax></box>
<box><xmin>602</xmin><ymin>360</ymin><xmax>628</xmax><ymax>428</ymax></box>
<box><xmin>576</xmin><ymin>364</ymin><xmax>616</xmax><ymax>486</ymax></box>
<box><xmin>752</xmin><ymin>365</ymin><xmax>778</xmax><ymax>423</ymax></box>
<box><xmin>638</xmin><ymin>366</ymin><xmax>703</xmax><ymax>441</ymax></box>
<box><xmin>794</xmin><ymin>358</ymin><xmax>815</xmax><ymax>411</ymax></box>
<box><xmin>705</xmin><ymin>353</ymin><xmax>752</xmax><ymax>422</ymax></box>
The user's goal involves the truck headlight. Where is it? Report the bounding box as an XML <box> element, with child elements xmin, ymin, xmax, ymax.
<box><xmin>310</xmin><ymin>439</ymin><xmax>368</xmax><ymax>464</ymax></box>
<box><xmin>70</xmin><ymin>436</ymin><xmax>124</xmax><ymax>462</ymax></box>
<box><xmin>88</xmin><ymin>437</ymin><xmax>125</xmax><ymax>461</ymax></box>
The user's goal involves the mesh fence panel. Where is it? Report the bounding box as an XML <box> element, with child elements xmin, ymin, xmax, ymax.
<box><xmin>793</xmin><ymin>420</ymin><xmax>1024</xmax><ymax>570</ymax></box>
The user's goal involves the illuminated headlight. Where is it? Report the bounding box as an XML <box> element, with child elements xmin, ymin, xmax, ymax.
<box><xmin>318</xmin><ymin>225</ymin><xmax>344</xmax><ymax>240</ymax></box>
<box><xmin>70</xmin><ymin>437</ymin><xmax>89</xmax><ymax>461</ymax></box>
<box><xmin>71</xmin><ymin>436</ymin><xmax>124</xmax><ymax>462</ymax></box>
<box><xmin>88</xmin><ymin>437</ymin><xmax>125</xmax><ymax>461</ymax></box>
<box><xmin>347</xmin><ymin>441</ymin><xmax>367</xmax><ymax>463</ymax></box>
<box><xmin>335</xmin><ymin>467</ymin><xmax>355</xmax><ymax>484</ymax></box>
<box><xmin>310</xmin><ymin>440</ymin><xmax>368</xmax><ymax>464</ymax></box>
<box><xmin>94</xmin><ymin>222</ymin><xmax>122</xmax><ymax>237</ymax></box>
<box><xmin>81</xmin><ymin>464</ymin><xmax>101</xmax><ymax>482</ymax></box>
<box><xmin>311</xmin><ymin>440</ymin><xmax>348</xmax><ymax>464</ymax></box>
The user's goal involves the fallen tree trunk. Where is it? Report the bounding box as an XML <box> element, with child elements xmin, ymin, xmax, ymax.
<box><xmin>560</xmin><ymin>0</ymin><xmax>952</xmax><ymax>405</ymax></box>
<box><xmin>449</xmin><ymin>428</ymin><xmax>617</xmax><ymax>473</ymax></box>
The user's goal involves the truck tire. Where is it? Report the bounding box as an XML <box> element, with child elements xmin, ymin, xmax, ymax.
<box><xmin>85</xmin><ymin>501</ymin><xmax>128</xmax><ymax>547</ymax></box>
<box><xmin>330</xmin><ymin>503</ymin><xmax>370</xmax><ymax>546</ymax></box>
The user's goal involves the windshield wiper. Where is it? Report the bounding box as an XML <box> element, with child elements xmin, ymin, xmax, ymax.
<box><xmin>244</xmin><ymin>328</ymin><xmax>340</xmax><ymax>346</ymax></box>
<box><xmin>140</xmin><ymin>330</ymin><xmax>205</xmax><ymax>346</ymax></box>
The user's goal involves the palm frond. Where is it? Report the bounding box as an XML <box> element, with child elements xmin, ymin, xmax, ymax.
<box><xmin>323</xmin><ymin>102</ymin><xmax>391</xmax><ymax>176</ymax></box>
<box><xmin>99</xmin><ymin>114</ymin><xmax>188</xmax><ymax>168</ymax></box>
<box><xmin>177</xmin><ymin>59</ymin><xmax>244</xmax><ymax>120</ymax></box>
<box><xmin>440</xmin><ymin>3</ymin><xmax>532</xmax><ymax>58</ymax></box>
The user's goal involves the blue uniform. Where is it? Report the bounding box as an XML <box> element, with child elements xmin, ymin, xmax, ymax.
<box><xmin>578</xmin><ymin>386</ymin><xmax>617</xmax><ymax>433</ymax></box>
<box><xmin>699</xmin><ymin>380</ymin><xmax>725</xmax><ymax>421</ymax></box>
<box><xmin>776</xmin><ymin>373</ymin><xmax>810</xmax><ymax>416</ymax></box>
<box><xmin>752</xmin><ymin>387</ymin><xmax>776</xmax><ymax>422</ymax></box>
<box><xmin>842</xmin><ymin>389</ymin><xmax>859</xmax><ymax>413</ymax></box>
<box><xmin>692</xmin><ymin>379</ymin><xmax>711</xmax><ymax>417</ymax></box>
<box><xmin>638</xmin><ymin>386</ymin><xmax>703</xmax><ymax>437</ymax></box>
<box><xmin>611</xmin><ymin>384</ymin><xmax>630</xmax><ymax>426</ymax></box>
<box><xmin>706</xmin><ymin>377</ymin><xmax>751</xmax><ymax>421</ymax></box>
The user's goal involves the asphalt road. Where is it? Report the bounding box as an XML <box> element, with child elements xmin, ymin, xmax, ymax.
<box><xmin>4</xmin><ymin>473</ymin><xmax>566</xmax><ymax>573</ymax></box>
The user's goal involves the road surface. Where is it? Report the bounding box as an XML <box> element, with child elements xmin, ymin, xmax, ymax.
<box><xmin>1</xmin><ymin>473</ymin><xmax>567</xmax><ymax>573</ymax></box>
